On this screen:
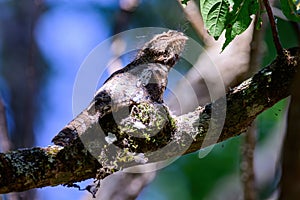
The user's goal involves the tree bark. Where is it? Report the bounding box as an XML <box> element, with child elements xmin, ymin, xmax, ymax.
<box><xmin>0</xmin><ymin>47</ymin><xmax>299</xmax><ymax>194</ymax></box>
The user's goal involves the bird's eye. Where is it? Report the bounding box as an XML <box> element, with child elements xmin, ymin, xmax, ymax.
<box><xmin>144</xmin><ymin>48</ymin><xmax>151</xmax><ymax>54</ymax></box>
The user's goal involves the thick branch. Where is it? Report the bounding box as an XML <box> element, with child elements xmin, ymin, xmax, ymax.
<box><xmin>0</xmin><ymin>47</ymin><xmax>299</xmax><ymax>194</ymax></box>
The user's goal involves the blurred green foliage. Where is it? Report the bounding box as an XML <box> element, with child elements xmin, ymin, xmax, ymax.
<box><xmin>280</xmin><ymin>0</ymin><xmax>300</xmax><ymax>22</ymax></box>
<box><xmin>142</xmin><ymin>3</ymin><xmax>298</xmax><ymax>199</ymax></box>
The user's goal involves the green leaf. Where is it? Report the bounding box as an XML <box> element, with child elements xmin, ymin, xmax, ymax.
<box><xmin>200</xmin><ymin>0</ymin><xmax>229</xmax><ymax>40</ymax></box>
<box><xmin>280</xmin><ymin>0</ymin><xmax>300</xmax><ymax>22</ymax></box>
<box><xmin>222</xmin><ymin>0</ymin><xmax>259</xmax><ymax>50</ymax></box>
<box><xmin>199</xmin><ymin>0</ymin><xmax>259</xmax><ymax>50</ymax></box>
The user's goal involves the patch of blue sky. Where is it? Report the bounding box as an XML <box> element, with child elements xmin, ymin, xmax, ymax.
<box><xmin>34</xmin><ymin>4</ymin><xmax>110</xmax><ymax>200</ymax></box>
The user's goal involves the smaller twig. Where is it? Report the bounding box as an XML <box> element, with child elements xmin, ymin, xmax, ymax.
<box><xmin>241</xmin><ymin>125</ymin><xmax>257</xmax><ymax>200</ymax></box>
<box><xmin>0</xmin><ymin>98</ymin><xmax>11</xmax><ymax>152</ymax></box>
<box><xmin>177</xmin><ymin>0</ymin><xmax>214</xmax><ymax>46</ymax></box>
<box><xmin>241</xmin><ymin>10</ymin><xmax>266</xmax><ymax>198</ymax></box>
<box><xmin>263</xmin><ymin>0</ymin><xmax>284</xmax><ymax>55</ymax></box>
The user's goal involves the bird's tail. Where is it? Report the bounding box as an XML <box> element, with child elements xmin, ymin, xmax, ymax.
<box><xmin>52</xmin><ymin>103</ymin><xmax>100</xmax><ymax>146</ymax></box>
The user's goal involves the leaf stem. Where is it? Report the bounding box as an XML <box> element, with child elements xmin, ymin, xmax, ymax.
<box><xmin>263</xmin><ymin>0</ymin><xmax>284</xmax><ymax>55</ymax></box>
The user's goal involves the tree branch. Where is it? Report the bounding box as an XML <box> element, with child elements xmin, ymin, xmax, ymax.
<box><xmin>0</xmin><ymin>47</ymin><xmax>299</xmax><ymax>194</ymax></box>
<box><xmin>263</xmin><ymin>0</ymin><xmax>284</xmax><ymax>55</ymax></box>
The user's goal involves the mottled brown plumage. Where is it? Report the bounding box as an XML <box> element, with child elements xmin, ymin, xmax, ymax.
<box><xmin>52</xmin><ymin>30</ymin><xmax>187</xmax><ymax>146</ymax></box>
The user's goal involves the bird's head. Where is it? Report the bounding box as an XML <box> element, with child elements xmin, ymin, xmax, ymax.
<box><xmin>136</xmin><ymin>30</ymin><xmax>188</xmax><ymax>67</ymax></box>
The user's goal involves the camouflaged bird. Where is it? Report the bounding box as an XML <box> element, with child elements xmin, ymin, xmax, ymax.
<box><xmin>52</xmin><ymin>30</ymin><xmax>188</xmax><ymax>146</ymax></box>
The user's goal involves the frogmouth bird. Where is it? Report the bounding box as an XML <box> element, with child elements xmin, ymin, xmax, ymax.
<box><xmin>52</xmin><ymin>30</ymin><xmax>188</xmax><ymax>146</ymax></box>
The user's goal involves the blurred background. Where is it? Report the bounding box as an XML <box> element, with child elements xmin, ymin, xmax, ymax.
<box><xmin>0</xmin><ymin>0</ymin><xmax>299</xmax><ymax>200</ymax></box>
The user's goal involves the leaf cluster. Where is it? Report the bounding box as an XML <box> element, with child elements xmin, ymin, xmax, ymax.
<box><xmin>200</xmin><ymin>0</ymin><xmax>258</xmax><ymax>50</ymax></box>
<box><xmin>186</xmin><ymin>0</ymin><xmax>300</xmax><ymax>50</ymax></box>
